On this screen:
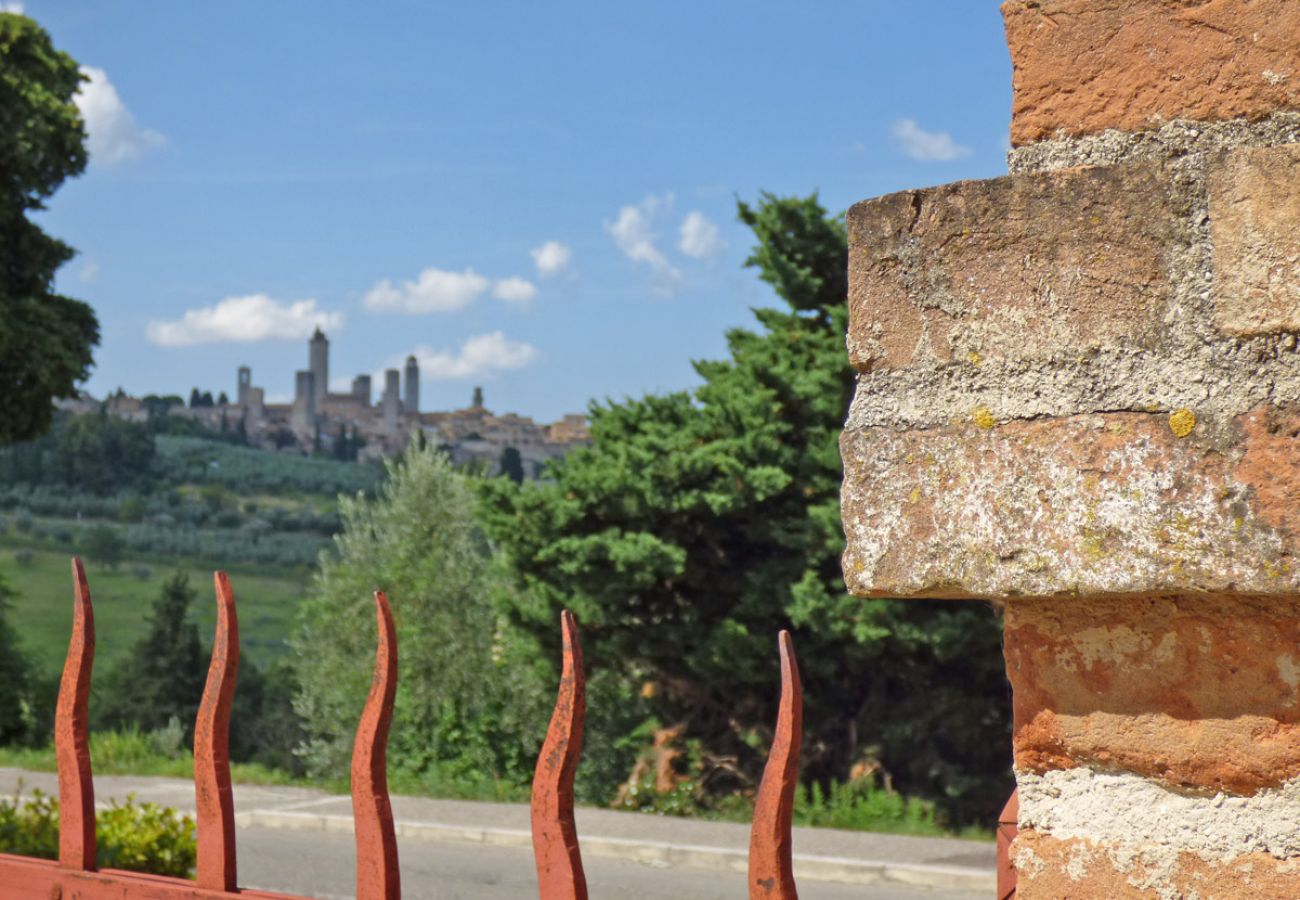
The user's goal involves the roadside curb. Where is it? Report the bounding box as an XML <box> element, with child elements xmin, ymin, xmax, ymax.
<box><xmin>235</xmin><ymin>810</ymin><xmax>995</xmax><ymax>893</ymax></box>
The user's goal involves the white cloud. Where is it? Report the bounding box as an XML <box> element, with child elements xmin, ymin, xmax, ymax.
<box><xmin>890</xmin><ymin>119</ymin><xmax>971</xmax><ymax>162</ymax></box>
<box><xmin>145</xmin><ymin>294</ymin><xmax>343</xmax><ymax>347</ymax></box>
<box><xmin>363</xmin><ymin>267</ymin><xmax>490</xmax><ymax>314</ymax></box>
<box><xmin>77</xmin><ymin>260</ymin><xmax>99</xmax><ymax>284</ymax></box>
<box><xmin>2</xmin><ymin>3</ymin><xmax>25</xmax><ymax>13</ymax></box>
<box><xmin>493</xmin><ymin>277</ymin><xmax>537</xmax><ymax>305</ymax></box>
<box><xmin>75</xmin><ymin>67</ymin><xmax>165</xmax><ymax>165</ymax></box>
<box><xmin>402</xmin><ymin>332</ymin><xmax>540</xmax><ymax>381</ymax></box>
<box><xmin>678</xmin><ymin>211</ymin><xmax>725</xmax><ymax>260</ymax></box>
<box><xmin>607</xmin><ymin>194</ymin><xmax>680</xmax><ymax>293</ymax></box>
<box><xmin>530</xmin><ymin>241</ymin><xmax>571</xmax><ymax>278</ymax></box>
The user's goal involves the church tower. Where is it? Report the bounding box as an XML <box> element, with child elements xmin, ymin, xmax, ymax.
<box><xmin>309</xmin><ymin>327</ymin><xmax>329</xmax><ymax>410</ymax></box>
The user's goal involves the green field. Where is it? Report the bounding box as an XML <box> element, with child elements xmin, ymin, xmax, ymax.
<box><xmin>0</xmin><ymin>544</ymin><xmax>308</xmax><ymax>678</ymax></box>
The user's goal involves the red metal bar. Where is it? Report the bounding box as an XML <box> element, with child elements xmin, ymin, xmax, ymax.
<box><xmin>351</xmin><ymin>591</ymin><xmax>400</xmax><ymax>900</ymax></box>
<box><xmin>748</xmin><ymin>630</ymin><xmax>802</xmax><ymax>900</ymax></box>
<box><xmin>997</xmin><ymin>788</ymin><xmax>1019</xmax><ymax>899</ymax></box>
<box><xmin>193</xmin><ymin>571</ymin><xmax>240</xmax><ymax>892</ymax></box>
<box><xmin>531</xmin><ymin>609</ymin><xmax>587</xmax><ymax>900</ymax></box>
<box><xmin>56</xmin><ymin>557</ymin><xmax>96</xmax><ymax>871</ymax></box>
<box><xmin>0</xmin><ymin>853</ymin><xmax>305</xmax><ymax>899</ymax></box>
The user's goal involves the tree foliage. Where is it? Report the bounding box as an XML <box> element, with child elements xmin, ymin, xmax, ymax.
<box><xmin>481</xmin><ymin>193</ymin><xmax>1011</xmax><ymax>824</ymax></box>
<box><xmin>0</xmin><ymin>12</ymin><xmax>98</xmax><ymax>444</ymax></box>
<box><xmin>96</xmin><ymin>573</ymin><xmax>206</xmax><ymax>733</ymax></box>
<box><xmin>0</xmin><ymin>413</ymin><xmax>156</xmax><ymax>494</ymax></box>
<box><xmin>94</xmin><ymin>571</ymin><xmax>296</xmax><ymax>766</ymax></box>
<box><xmin>292</xmin><ymin>444</ymin><xmax>547</xmax><ymax>787</ymax></box>
<box><xmin>0</xmin><ymin>573</ymin><xmax>34</xmax><ymax>744</ymax></box>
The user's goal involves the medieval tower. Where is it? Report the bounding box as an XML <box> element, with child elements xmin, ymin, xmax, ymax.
<box><xmin>309</xmin><ymin>327</ymin><xmax>329</xmax><ymax>410</ymax></box>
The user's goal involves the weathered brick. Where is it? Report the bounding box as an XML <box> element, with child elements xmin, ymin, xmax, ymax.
<box><xmin>1004</xmin><ymin>0</ymin><xmax>1300</xmax><ymax>145</ymax></box>
<box><xmin>846</xmin><ymin>161</ymin><xmax>1186</xmax><ymax>372</ymax></box>
<box><xmin>1005</xmin><ymin>595</ymin><xmax>1300</xmax><ymax>794</ymax></box>
<box><xmin>839</xmin><ymin>405</ymin><xmax>1300</xmax><ymax>599</ymax></box>
<box><xmin>1210</xmin><ymin>143</ymin><xmax>1300</xmax><ymax>336</ymax></box>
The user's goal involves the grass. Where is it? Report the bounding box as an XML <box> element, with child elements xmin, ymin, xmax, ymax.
<box><xmin>0</xmin><ymin>544</ymin><xmax>309</xmax><ymax>676</ymax></box>
<box><xmin>0</xmin><ymin>729</ymin><xmax>300</xmax><ymax>786</ymax></box>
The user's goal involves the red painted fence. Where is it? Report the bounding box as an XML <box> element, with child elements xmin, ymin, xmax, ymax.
<box><xmin>0</xmin><ymin>558</ymin><xmax>817</xmax><ymax>899</ymax></box>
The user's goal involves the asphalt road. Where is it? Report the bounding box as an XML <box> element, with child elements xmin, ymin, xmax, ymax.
<box><xmin>235</xmin><ymin>825</ymin><xmax>986</xmax><ymax>900</ymax></box>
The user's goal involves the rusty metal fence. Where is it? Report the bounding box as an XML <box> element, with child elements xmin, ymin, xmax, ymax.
<box><xmin>0</xmin><ymin>559</ymin><xmax>815</xmax><ymax>899</ymax></box>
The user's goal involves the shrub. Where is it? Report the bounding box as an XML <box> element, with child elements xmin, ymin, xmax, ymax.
<box><xmin>0</xmin><ymin>789</ymin><xmax>196</xmax><ymax>878</ymax></box>
<box><xmin>13</xmin><ymin>549</ymin><xmax>33</xmax><ymax>567</ymax></box>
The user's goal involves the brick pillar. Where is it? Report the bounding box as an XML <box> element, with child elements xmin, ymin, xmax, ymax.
<box><xmin>841</xmin><ymin>3</ymin><xmax>1300</xmax><ymax>897</ymax></box>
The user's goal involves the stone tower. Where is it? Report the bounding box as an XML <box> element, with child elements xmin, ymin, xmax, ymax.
<box><xmin>292</xmin><ymin>370</ymin><xmax>316</xmax><ymax>431</ymax></box>
<box><xmin>352</xmin><ymin>374</ymin><xmax>372</xmax><ymax>405</ymax></box>
<box><xmin>237</xmin><ymin>366</ymin><xmax>251</xmax><ymax>407</ymax></box>
<box><xmin>840</xmin><ymin>2</ymin><xmax>1300</xmax><ymax>896</ymax></box>
<box><xmin>309</xmin><ymin>327</ymin><xmax>328</xmax><ymax>410</ymax></box>
<box><xmin>382</xmin><ymin>368</ymin><xmax>400</xmax><ymax>434</ymax></box>
<box><xmin>403</xmin><ymin>354</ymin><xmax>419</xmax><ymax>416</ymax></box>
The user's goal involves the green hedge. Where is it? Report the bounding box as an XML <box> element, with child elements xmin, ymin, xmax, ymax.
<box><xmin>0</xmin><ymin>789</ymin><xmax>196</xmax><ymax>878</ymax></box>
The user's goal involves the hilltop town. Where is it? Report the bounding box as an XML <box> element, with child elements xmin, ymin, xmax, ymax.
<box><xmin>61</xmin><ymin>328</ymin><xmax>590</xmax><ymax>479</ymax></box>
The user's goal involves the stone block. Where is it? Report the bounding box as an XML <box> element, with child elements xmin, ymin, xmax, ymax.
<box><xmin>846</xmin><ymin>161</ymin><xmax>1187</xmax><ymax>372</ymax></box>
<box><xmin>839</xmin><ymin>405</ymin><xmax>1300</xmax><ymax>599</ymax></box>
<box><xmin>1004</xmin><ymin>0</ymin><xmax>1300</xmax><ymax>145</ymax></box>
<box><xmin>1210</xmin><ymin>143</ymin><xmax>1300</xmax><ymax>336</ymax></box>
<box><xmin>1004</xmin><ymin>595</ymin><xmax>1300</xmax><ymax>794</ymax></box>
<box><xmin>1012</xmin><ymin>831</ymin><xmax>1300</xmax><ymax>900</ymax></box>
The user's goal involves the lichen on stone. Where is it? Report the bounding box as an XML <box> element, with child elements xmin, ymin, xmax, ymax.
<box><xmin>1169</xmin><ymin>407</ymin><xmax>1197</xmax><ymax>438</ymax></box>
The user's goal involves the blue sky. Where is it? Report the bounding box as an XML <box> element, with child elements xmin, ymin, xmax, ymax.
<box><xmin>18</xmin><ymin>0</ymin><xmax>1012</xmax><ymax>421</ymax></box>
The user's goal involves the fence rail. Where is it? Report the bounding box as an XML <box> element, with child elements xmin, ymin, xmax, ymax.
<box><xmin>0</xmin><ymin>558</ymin><xmax>811</xmax><ymax>899</ymax></box>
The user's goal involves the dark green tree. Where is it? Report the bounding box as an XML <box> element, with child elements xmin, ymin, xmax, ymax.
<box><xmin>52</xmin><ymin>413</ymin><xmax>155</xmax><ymax>494</ymax></box>
<box><xmin>188</xmin><ymin>389</ymin><xmax>201</xmax><ymax>409</ymax></box>
<box><xmin>481</xmin><ymin>193</ymin><xmax>1011</xmax><ymax>824</ymax></box>
<box><xmin>96</xmin><ymin>573</ymin><xmax>206</xmax><ymax>733</ymax></box>
<box><xmin>498</xmin><ymin>446</ymin><xmax>524</xmax><ymax>484</ymax></box>
<box><xmin>0</xmin><ymin>12</ymin><xmax>98</xmax><ymax>444</ymax></box>
<box><xmin>83</xmin><ymin>524</ymin><xmax>125</xmax><ymax>571</ymax></box>
<box><xmin>0</xmin><ymin>573</ymin><xmax>34</xmax><ymax>744</ymax></box>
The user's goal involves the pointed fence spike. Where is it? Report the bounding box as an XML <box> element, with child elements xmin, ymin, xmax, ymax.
<box><xmin>56</xmin><ymin>557</ymin><xmax>96</xmax><ymax>871</ymax></box>
<box><xmin>748</xmin><ymin>630</ymin><xmax>802</xmax><ymax>900</ymax></box>
<box><xmin>352</xmin><ymin>591</ymin><xmax>400</xmax><ymax>900</ymax></box>
<box><xmin>997</xmin><ymin>788</ymin><xmax>1020</xmax><ymax>899</ymax></box>
<box><xmin>531</xmin><ymin>609</ymin><xmax>588</xmax><ymax>900</ymax></box>
<box><xmin>194</xmin><ymin>571</ymin><xmax>240</xmax><ymax>891</ymax></box>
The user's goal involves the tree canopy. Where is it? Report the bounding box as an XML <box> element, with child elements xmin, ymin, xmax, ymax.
<box><xmin>0</xmin><ymin>12</ymin><xmax>98</xmax><ymax>444</ymax></box>
<box><xmin>481</xmin><ymin>193</ymin><xmax>1012</xmax><ymax>824</ymax></box>
<box><xmin>292</xmin><ymin>443</ymin><xmax>547</xmax><ymax>788</ymax></box>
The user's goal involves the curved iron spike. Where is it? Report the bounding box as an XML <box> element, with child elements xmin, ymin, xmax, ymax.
<box><xmin>748</xmin><ymin>630</ymin><xmax>802</xmax><ymax>900</ymax></box>
<box><xmin>531</xmin><ymin>609</ymin><xmax>587</xmax><ymax>900</ymax></box>
<box><xmin>997</xmin><ymin>788</ymin><xmax>1020</xmax><ymax>900</ymax></box>
<box><xmin>351</xmin><ymin>591</ymin><xmax>400</xmax><ymax>900</ymax></box>
<box><xmin>56</xmin><ymin>557</ymin><xmax>96</xmax><ymax>871</ymax></box>
<box><xmin>194</xmin><ymin>571</ymin><xmax>240</xmax><ymax>891</ymax></box>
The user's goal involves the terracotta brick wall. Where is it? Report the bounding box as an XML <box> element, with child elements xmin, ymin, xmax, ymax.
<box><xmin>842</xmin><ymin>2</ymin><xmax>1300</xmax><ymax>896</ymax></box>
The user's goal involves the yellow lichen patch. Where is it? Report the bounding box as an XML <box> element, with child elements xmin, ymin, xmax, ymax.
<box><xmin>1169</xmin><ymin>408</ymin><xmax>1196</xmax><ymax>438</ymax></box>
<box><xmin>973</xmin><ymin>406</ymin><xmax>996</xmax><ymax>430</ymax></box>
<box><xmin>967</xmin><ymin>349</ymin><xmax>983</xmax><ymax>366</ymax></box>
<box><xmin>907</xmin><ymin>487</ymin><xmax>922</xmax><ymax>504</ymax></box>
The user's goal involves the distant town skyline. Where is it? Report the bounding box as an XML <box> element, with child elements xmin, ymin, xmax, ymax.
<box><xmin>22</xmin><ymin>1</ymin><xmax>1014</xmax><ymax>421</ymax></box>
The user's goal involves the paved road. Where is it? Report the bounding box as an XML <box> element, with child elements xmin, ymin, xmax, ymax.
<box><xmin>235</xmin><ymin>824</ymin><xmax>986</xmax><ymax>900</ymax></box>
<box><xmin>1</xmin><ymin>768</ymin><xmax>992</xmax><ymax>898</ymax></box>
